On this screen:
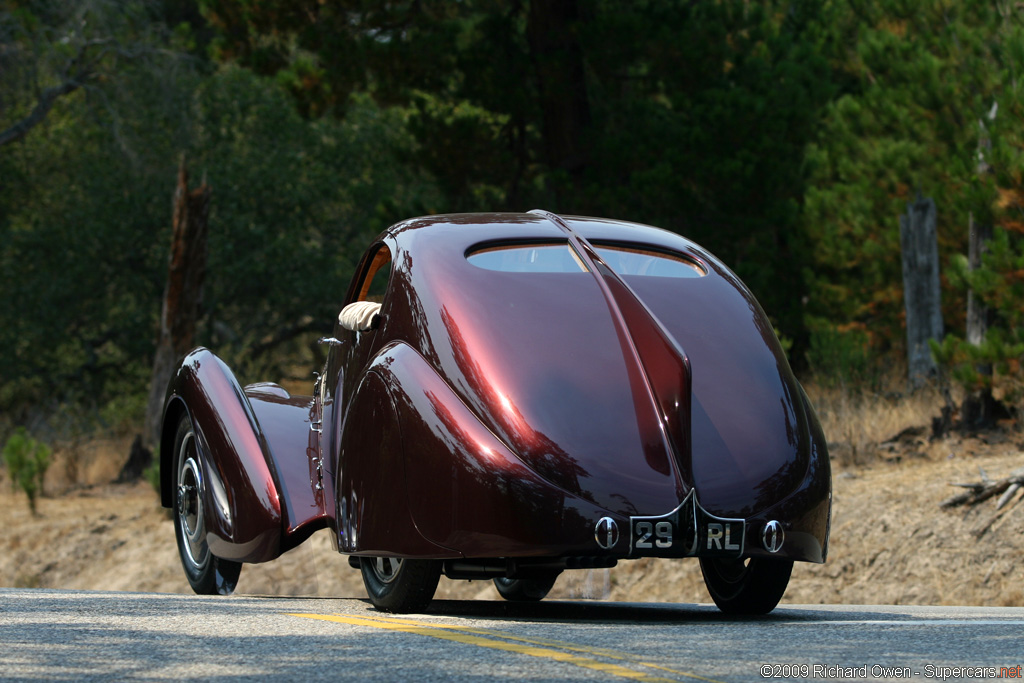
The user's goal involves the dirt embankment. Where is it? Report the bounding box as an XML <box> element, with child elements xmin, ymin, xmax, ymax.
<box><xmin>2</xmin><ymin>432</ymin><xmax>1023</xmax><ymax>606</ymax></box>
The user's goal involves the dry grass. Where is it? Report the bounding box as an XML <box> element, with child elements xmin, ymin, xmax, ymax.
<box><xmin>804</xmin><ymin>380</ymin><xmax>949</xmax><ymax>468</ymax></box>
<box><xmin>7</xmin><ymin>375</ymin><xmax>1024</xmax><ymax>607</ymax></box>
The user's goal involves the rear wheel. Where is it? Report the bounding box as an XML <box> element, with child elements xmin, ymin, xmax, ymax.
<box><xmin>173</xmin><ymin>414</ymin><xmax>242</xmax><ymax>595</ymax></box>
<box><xmin>493</xmin><ymin>571</ymin><xmax>561</xmax><ymax>602</ymax></box>
<box><xmin>360</xmin><ymin>557</ymin><xmax>441</xmax><ymax>613</ymax></box>
<box><xmin>699</xmin><ymin>557</ymin><xmax>792</xmax><ymax>615</ymax></box>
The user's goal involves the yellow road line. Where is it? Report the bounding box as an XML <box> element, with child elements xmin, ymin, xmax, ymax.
<box><xmin>288</xmin><ymin>612</ymin><xmax>723</xmax><ymax>683</ymax></box>
<box><xmin>347</xmin><ymin>612</ymin><xmax>723</xmax><ymax>683</ymax></box>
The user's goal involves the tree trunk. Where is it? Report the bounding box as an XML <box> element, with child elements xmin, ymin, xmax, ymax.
<box><xmin>142</xmin><ymin>157</ymin><xmax>211</xmax><ymax>449</ymax></box>
<box><xmin>966</xmin><ymin>213</ymin><xmax>992</xmax><ymax>348</ymax></box>
<box><xmin>527</xmin><ymin>0</ymin><xmax>591</xmax><ymax>198</ymax></box>
<box><xmin>899</xmin><ymin>194</ymin><xmax>943</xmax><ymax>389</ymax></box>
<box><xmin>963</xmin><ymin>213</ymin><xmax>997</xmax><ymax>427</ymax></box>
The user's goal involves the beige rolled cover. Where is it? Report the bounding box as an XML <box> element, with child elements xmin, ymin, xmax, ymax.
<box><xmin>338</xmin><ymin>301</ymin><xmax>382</xmax><ymax>332</ymax></box>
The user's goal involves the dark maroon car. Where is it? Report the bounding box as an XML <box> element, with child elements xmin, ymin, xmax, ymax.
<box><xmin>159</xmin><ymin>211</ymin><xmax>831</xmax><ymax>614</ymax></box>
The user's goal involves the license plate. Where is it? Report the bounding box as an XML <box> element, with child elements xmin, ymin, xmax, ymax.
<box><xmin>699</xmin><ymin>520</ymin><xmax>745</xmax><ymax>556</ymax></box>
<box><xmin>628</xmin><ymin>492</ymin><xmax>745</xmax><ymax>558</ymax></box>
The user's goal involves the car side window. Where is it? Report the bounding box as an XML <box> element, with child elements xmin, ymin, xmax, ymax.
<box><xmin>356</xmin><ymin>245</ymin><xmax>392</xmax><ymax>303</ymax></box>
<box><xmin>339</xmin><ymin>245</ymin><xmax>391</xmax><ymax>333</ymax></box>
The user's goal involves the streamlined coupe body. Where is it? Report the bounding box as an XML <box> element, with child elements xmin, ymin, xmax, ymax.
<box><xmin>160</xmin><ymin>211</ymin><xmax>831</xmax><ymax>614</ymax></box>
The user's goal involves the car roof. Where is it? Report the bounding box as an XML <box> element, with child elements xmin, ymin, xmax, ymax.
<box><xmin>384</xmin><ymin>211</ymin><xmax>701</xmax><ymax>256</ymax></box>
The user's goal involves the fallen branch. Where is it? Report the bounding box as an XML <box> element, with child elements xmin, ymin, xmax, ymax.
<box><xmin>996</xmin><ymin>483</ymin><xmax>1021</xmax><ymax>511</ymax></box>
<box><xmin>941</xmin><ymin>465</ymin><xmax>1024</xmax><ymax>509</ymax></box>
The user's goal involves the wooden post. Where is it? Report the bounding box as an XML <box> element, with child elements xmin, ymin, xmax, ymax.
<box><xmin>142</xmin><ymin>156</ymin><xmax>211</xmax><ymax>450</ymax></box>
<box><xmin>899</xmin><ymin>194</ymin><xmax>943</xmax><ymax>389</ymax></box>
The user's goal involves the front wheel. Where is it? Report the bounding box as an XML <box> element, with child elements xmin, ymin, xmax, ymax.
<box><xmin>699</xmin><ymin>557</ymin><xmax>792</xmax><ymax>615</ymax></box>
<box><xmin>360</xmin><ymin>557</ymin><xmax>441</xmax><ymax>613</ymax></box>
<box><xmin>173</xmin><ymin>414</ymin><xmax>242</xmax><ymax>595</ymax></box>
<box><xmin>493</xmin><ymin>571</ymin><xmax>561</xmax><ymax>602</ymax></box>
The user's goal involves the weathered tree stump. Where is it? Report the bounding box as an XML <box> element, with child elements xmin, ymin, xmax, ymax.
<box><xmin>899</xmin><ymin>194</ymin><xmax>942</xmax><ymax>389</ymax></box>
<box><xmin>962</xmin><ymin>213</ymin><xmax>999</xmax><ymax>429</ymax></box>
<box><xmin>142</xmin><ymin>157</ymin><xmax>211</xmax><ymax>452</ymax></box>
<box><xmin>116</xmin><ymin>435</ymin><xmax>153</xmax><ymax>483</ymax></box>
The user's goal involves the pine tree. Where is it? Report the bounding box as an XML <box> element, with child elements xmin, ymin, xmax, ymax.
<box><xmin>804</xmin><ymin>0</ymin><xmax>1012</xmax><ymax>379</ymax></box>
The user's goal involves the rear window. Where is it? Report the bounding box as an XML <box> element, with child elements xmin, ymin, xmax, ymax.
<box><xmin>467</xmin><ymin>243</ymin><xmax>588</xmax><ymax>273</ymax></box>
<box><xmin>593</xmin><ymin>244</ymin><xmax>705</xmax><ymax>278</ymax></box>
<box><xmin>466</xmin><ymin>241</ymin><xmax>705</xmax><ymax>278</ymax></box>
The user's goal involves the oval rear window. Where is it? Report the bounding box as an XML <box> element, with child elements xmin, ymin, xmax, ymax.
<box><xmin>467</xmin><ymin>243</ymin><xmax>589</xmax><ymax>273</ymax></box>
<box><xmin>594</xmin><ymin>245</ymin><xmax>705</xmax><ymax>278</ymax></box>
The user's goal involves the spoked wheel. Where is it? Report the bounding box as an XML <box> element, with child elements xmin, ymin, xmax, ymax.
<box><xmin>699</xmin><ymin>556</ymin><xmax>792</xmax><ymax>615</ymax></box>
<box><xmin>493</xmin><ymin>571</ymin><xmax>561</xmax><ymax>602</ymax></box>
<box><xmin>360</xmin><ymin>557</ymin><xmax>441</xmax><ymax>613</ymax></box>
<box><xmin>173</xmin><ymin>414</ymin><xmax>242</xmax><ymax>595</ymax></box>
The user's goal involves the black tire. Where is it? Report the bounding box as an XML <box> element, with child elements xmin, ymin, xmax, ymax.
<box><xmin>360</xmin><ymin>557</ymin><xmax>441</xmax><ymax>613</ymax></box>
<box><xmin>493</xmin><ymin>571</ymin><xmax>561</xmax><ymax>602</ymax></box>
<box><xmin>172</xmin><ymin>414</ymin><xmax>242</xmax><ymax>596</ymax></box>
<box><xmin>699</xmin><ymin>557</ymin><xmax>792</xmax><ymax>615</ymax></box>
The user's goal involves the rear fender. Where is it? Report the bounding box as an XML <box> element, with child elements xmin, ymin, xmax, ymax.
<box><xmin>372</xmin><ymin>342</ymin><xmax>632</xmax><ymax>559</ymax></box>
<box><xmin>160</xmin><ymin>348</ymin><xmax>283</xmax><ymax>563</ymax></box>
<box><xmin>742</xmin><ymin>392</ymin><xmax>831</xmax><ymax>563</ymax></box>
<box><xmin>335</xmin><ymin>364</ymin><xmax>451</xmax><ymax>557</ymax></box>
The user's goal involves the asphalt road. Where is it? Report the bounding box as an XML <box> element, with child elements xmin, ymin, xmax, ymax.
<box><xmin>2</xmin><ymin>588</ymin><xmax>1023</xmax><ymax>682</ymax></box>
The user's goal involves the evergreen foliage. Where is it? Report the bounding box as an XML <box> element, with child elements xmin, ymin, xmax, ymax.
<box><xmin>932</xmin><ymin>55</ymin><xmax>1024</xmax><ymax>407</ymax></box>
<box><xmin>804</xmin><ymin>0</ymin><xmax>1017</xmax><ymax>365</ymax></box>
<box><xmin>6</xmin><ymin>0</ymin><xmax>1024</xmax><ymax>430</ymax></box>
<box><xmin>1</xmin><ymin>7</ymin><xmax>439</xmax><ymax>422</ymax></box>
<box><xmin>196</xmin><ymin>0</ymin><xmax>835</xmax><ymax>348</ymax></box>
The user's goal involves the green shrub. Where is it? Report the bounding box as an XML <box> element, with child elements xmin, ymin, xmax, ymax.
<box><xmin>143</xmin><ymin>446</ymin><xmax>161</xmax><ymax>497</ymax></box>
<box><xmin>2</xmin><ymin>428</ymin><xmax>51</xmax><ymax>515</ymax></box>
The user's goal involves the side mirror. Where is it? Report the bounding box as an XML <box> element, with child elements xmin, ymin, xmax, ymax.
<box><xmin>339</xmin><ymin>301</ymin><xmax>382</xmax><ymax>332</ymax></box>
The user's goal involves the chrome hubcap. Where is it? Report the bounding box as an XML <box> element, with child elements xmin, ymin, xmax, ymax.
<box><xmin>177</xmin><ymin>430</ymin><xmax>209</xmax><ymax>570</ymax></box>
<box><xmin>372</xmin><ymin>557</ymin><xmax>403</xmax><ymax>584</ymax></box>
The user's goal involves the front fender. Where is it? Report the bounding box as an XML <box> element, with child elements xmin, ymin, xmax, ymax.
<box><xmin>160</xmin><ymin>348</ymin><xmax>283</xmax><ymax>563</ymax></box>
